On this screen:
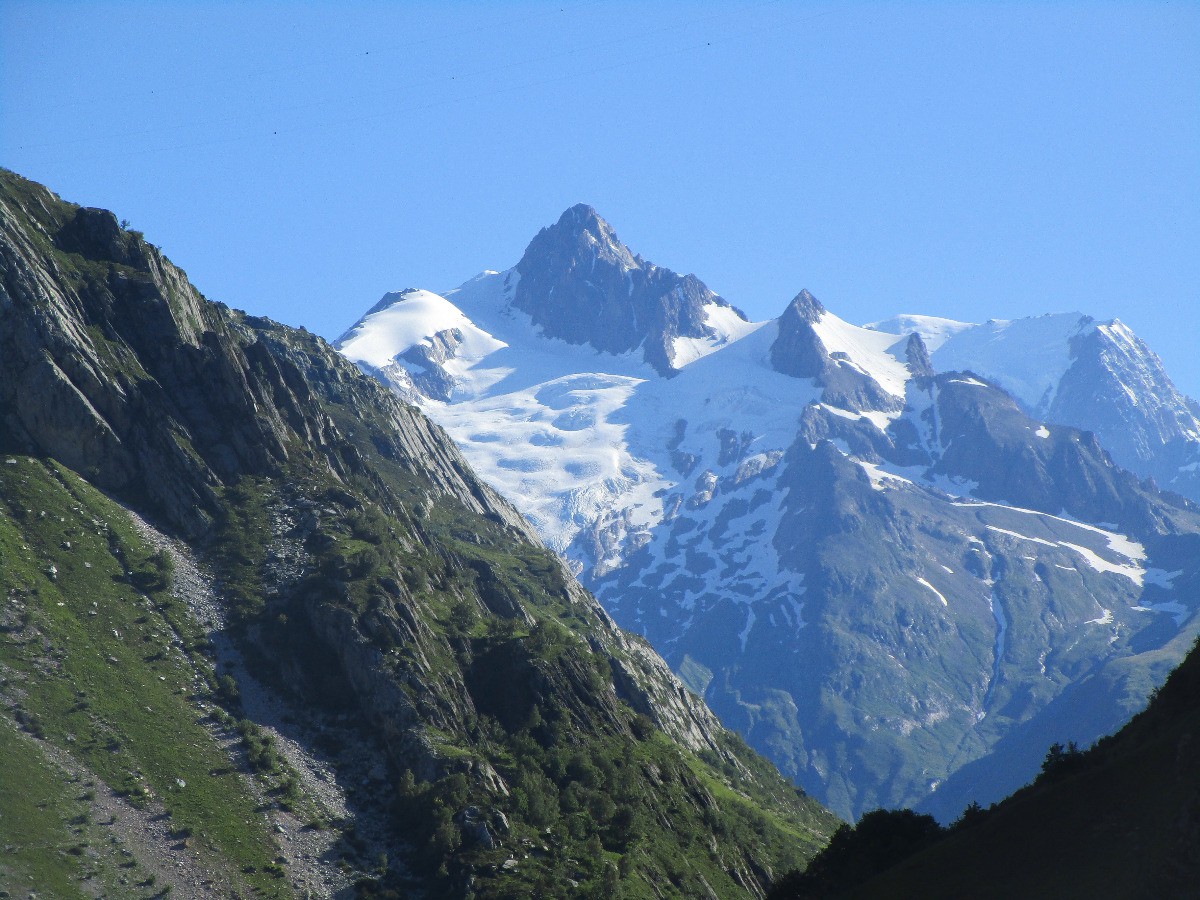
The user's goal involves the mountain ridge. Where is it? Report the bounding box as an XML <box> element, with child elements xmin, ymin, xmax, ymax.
<box><xmin>1</xmin><ymin>169</ymin><xmax>838</xmax><ymax>897</ymax></box>
<box><xmin>337</xmin><ymin>204</ymin><xmax>1200</xmax><ymax>822</ymax></box>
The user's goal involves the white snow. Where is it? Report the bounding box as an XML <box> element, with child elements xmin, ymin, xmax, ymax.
<box><xmin>1059</xmin><ymin>542</ymin><xmax>1145</xmax><ymax>586</ymax></box>
<box><xmin>336</xmin><ymin>288</ymin><xmax>505</xmax><ymax>372</ymax></box>
<box><xmin>1035</xmin><ymin>425</ymin><xmax>1051</xmax><ymax>439</ymax></box>
<box><xmin>336</xmin><ymin>268</ymin><xmax>1188</xmax><ymax>676</ymax></box>
<box><xmin>864</xmin><ymin>314</ymin><xmax>975</xmax><ymax>352</ymax></box>
<box><xmin>671</xmin><ymin>302</ymin><xmax>764</xmax><ymax>368</ymax></box>
<box><xmin>342</xmin><ymin>269</ymin><xmax>823</xmax><ymax>567</ymax></box>
<box><xmin>915</xmin><ymin>576</ymin><xmax>948</xmax><ymax>607</ymax></box>
<box><xmin>928</xmin><ymin>313</ymin><xmax>1096</xmax><ymax>413</ymax></box>
<box><xmin>811</xmin><ymin>312</ymin><xmax>911</xmax><ymax>399</ymax></box>
<box><xmin>956</xmin><ymin>500</ymin><xmax>1145</xmax><ymax>563</ymax></box>
<box><xmin>985</xmin><ymin>525</ymin><xmax>1057</xmax><ymax>548</ymax></box>
<box><xmin>962</xmin><ymin>501</ymin><xmax>1146</xmax><ymax>586</ymax></box>
<box><xmin>859</xmin><ymin>460</ymin><xmax>914</xmax><ymax>491</ymax></box>
<box><xmin>821</xmin><ymin>404</ymin><xmax>899</xmax><ymax>434</ymax></box>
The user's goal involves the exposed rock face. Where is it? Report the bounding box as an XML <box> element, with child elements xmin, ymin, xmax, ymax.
<box><xmin>769</xmin><ymin>290</ymin><xmax>827</xmax><ymax>379</ymax></box>
<box><xmin>1049</xmin><ymin>321</ymin><xmax>1200</xmax><ymax>501</ymax></box>
<box><xmin>771</xmin><ymin>290</ymin><xmax>903</xmax><ymax>413</ymax></box>
<box><xmin>904</xmin><ymin>333</ymin><xmax>934</xmax><ymax>381</ymax></box>
<box><xmin>0</xmin><ymin>183</ymin><xmax>527</xmax><ymax>540</ymax></box>
<box><xmin>0</xmin><ymin>171</ymin><xmax>738</xmax><ymax>762</ymax></box>
<box><xmin>513</xmin><ymin>204</ymin><xmax>745</xmax><ymax>375</ymax></box>
<box><xmin>401</xmin><ymin>327</ymin><xmax>463</xmax><ymax>401</ymax></box>
<box><xmin>909</xmin><ymin>312</ymin><xmax>1200</xmax><ymax>505</ymax></box>
<box><xmin>1</xmin><ymin>169</ymin><xmax>837</xmax><ymax>896</ymax></box>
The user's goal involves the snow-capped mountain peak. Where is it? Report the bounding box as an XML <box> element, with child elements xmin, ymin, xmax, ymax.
<box><xmin>510</xmin><ymin>204</ymin><xmax>749</xmax><ymax>376</ymax></box>
<box><xmin>869</xmin><ymin>310</ymin><xmax>1200</xmax><ymax>498</ymax></box>
<box><xmin>771</xmin><ymin>291</ymin><xmax>914</xmax><ymax>420</ymax></box>
<box><xmin>336</xmin><ymin>208</ymin><xmax>1200</xmax><ymax>823</ymax></box>
<box><xmin>335</xmin><ymin>287</ymin><xmax>503</xmax><ymax>369</ymax></box>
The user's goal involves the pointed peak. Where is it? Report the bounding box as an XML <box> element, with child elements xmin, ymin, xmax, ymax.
<box><xmin>520</xmin><ymin>203</ymin><xmax>636</xmax><ymax>273</ymax></box>
<box><xmin>558</xmin><ymin>202</ymin><xmax>602</xmax><ymax>226</ymax></box>
<box><xmin>520</xmin><ymin>203</ymin><xmax>638</xmax><ymax>277</ymax></box>
<box><xmin>780</xmin><ymin>289</ymin><xmax>826</xmax><ymax>325</ymax></box>
<box><xmin>549</xmin><ymin>203</ymin><xmax>621</xmax><ymax>245</ymax></box>
<box><xmin>905</xmin><ymin>332</ymin><xmax>935</xmax><ymax>379</ymax></box>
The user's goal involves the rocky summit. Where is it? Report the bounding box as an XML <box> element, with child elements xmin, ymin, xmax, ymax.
<box><xmin>870</xmin><ymin>312</ymin><xmax>1200</xmax><ymax>505</ymax></box>
<box><xmin>0</xmin><ymin>170</ymin><xmax>837</xmax><ymax>898</ymax></box>
<box><xmin>338</xmin><ymin>205</ymin><xmax>1200</xmax><ymax>821</ymax></box>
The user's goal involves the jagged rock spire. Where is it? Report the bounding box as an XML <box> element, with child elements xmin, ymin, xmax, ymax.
<box><xmin>511</xmin><ymin>205</ymin><xmax>739</xmax><ymax>376</ymax></box>
<box><xmin>905</xmin><ymin>332</ymin><xmax>935</xmax><ymax>380</ymax></box>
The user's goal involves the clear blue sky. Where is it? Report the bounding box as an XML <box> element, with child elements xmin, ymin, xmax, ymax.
<box><xmin>3</xmin><ymin>1</ymin><xmax>1198</xmax><ymax>395</ymax></box>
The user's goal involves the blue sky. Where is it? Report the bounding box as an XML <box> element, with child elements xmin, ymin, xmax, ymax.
<box><xmin>3</xmin><ymin>1</ymin><xmax>1198</xmax><ymax>395</ymax></box>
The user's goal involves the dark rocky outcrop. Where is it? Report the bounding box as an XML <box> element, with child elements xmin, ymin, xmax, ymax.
<box><xmin>904</xmin><ymin>333</ymin><xmax>934</xmax><ymax>381</ymax></box>
<box><xmin>769</xmin><ymin>290</ymin><xmax>901</xmax><ymax>413</ymax></box>
<box><xmin>513</xmin><ymin>204</ymin><xmax>745</xmax><ymax>375</ymax></box>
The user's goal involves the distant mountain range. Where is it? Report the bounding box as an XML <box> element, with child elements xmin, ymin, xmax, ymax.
<box><xmin>337</xmin><ymin>205</ymin><xmax>1200</xmax><ymax>820</ymax></box>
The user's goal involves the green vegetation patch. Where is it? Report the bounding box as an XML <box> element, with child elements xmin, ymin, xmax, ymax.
<box><xmin>0</xmin><ymin>718</ymin><xmax>90</xmax><ymax>898</ymax></box>
<box><xmin>0</xmin><ymin>456</ymin><xmax>287</xmax><ymax>897</ymax></box>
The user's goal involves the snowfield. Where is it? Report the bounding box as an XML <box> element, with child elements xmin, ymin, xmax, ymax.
<box><xmin>336</xmin><ymin>270</ymin><xmax>1182</xmax><ymax>640</ymax></box>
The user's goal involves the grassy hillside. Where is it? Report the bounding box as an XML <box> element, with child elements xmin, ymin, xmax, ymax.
<box><xmin>0</xmin><ymin>455</ymin><xmax>285</xmax><ymax>897</ymax></box>
<box><xmin>0</xmin><ymin>167</ymin><xmax>840</xmax><ymax>897</ymax></box>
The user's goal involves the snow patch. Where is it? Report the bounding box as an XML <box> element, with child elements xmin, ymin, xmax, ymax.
<box><xmin>812</xmin><ymin>313</ymin><xmax>911</xmax><ymax>399</ymax></box>
<box><xmin>985</xmin><ymin>525</ymin><xmax>1057</xmax><ymax>548</ymax></box>
<box><xmin>865</xmin><ymin>314</ymin><xmax>976</xmax><ymax>352</ymax></box>
<box><xmin>930</xmin><ymin>313</ymin><xmax>1096</xmax><ymax>413</ymax></box>
<box><xmin>1058</xmin><ymin>542</ymin><xmax>1144</xmax><ymax>586</ymax></box>
<box><xmin>859</xmin><ymin>460</ymin><xmax>914</xmax><ymax>491</ymax></box>
<box><xmin>915</xmin><ymin>576</ymin><xmax>948</xmax><ymax>607</ymax></box>
<box><xmin>671</xmin><ymin>303</ymin><xmax>764</xmax><ymax>368</ymax></box>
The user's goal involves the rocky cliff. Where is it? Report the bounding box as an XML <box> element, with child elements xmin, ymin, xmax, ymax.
<box><xmin>0</xmin><ymin>170</ymin><xmax>838</xmax><ymax>898</ymax></box>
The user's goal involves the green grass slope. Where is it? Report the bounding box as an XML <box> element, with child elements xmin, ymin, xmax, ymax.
<box><xmin>0</xmin><ymin>455</ymin><xmax>285</xmax><ymax>897</ymax></box>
